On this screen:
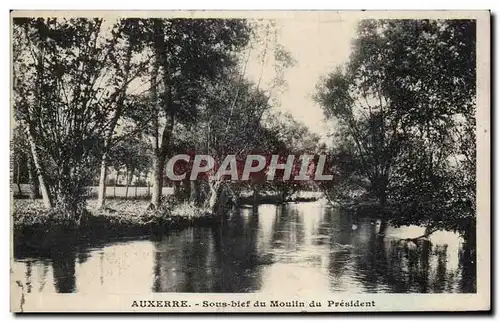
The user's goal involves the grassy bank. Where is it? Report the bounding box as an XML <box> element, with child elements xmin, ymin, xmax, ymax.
<box><xmin>12</xmin><ymin>199</ymin><xmax>216</xmax><ymax>242</ymax></box>
<box><xmin>12</xmin><ymin>192</ymin><xmax>321</xmax><ymax>248</ymax></box>
<box><xmin>237</xmin><ymin>195</ymin><xmax>319</xmax><ymax>204</ymax></box>
<box><xmin>13</xmin><ymin>192</ymin><xmax>322</xmax><ymax>230</ymax></box>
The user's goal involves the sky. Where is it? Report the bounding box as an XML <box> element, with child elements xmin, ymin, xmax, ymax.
<box><xmin>245</xmin><ymin>16</ymin><xmax>359</xmax><ymax>144</ymax></box>
<box><xmin>112</xmin><ymin>14</ymin><xmax>360</xmax><ymax>145</ymax></box>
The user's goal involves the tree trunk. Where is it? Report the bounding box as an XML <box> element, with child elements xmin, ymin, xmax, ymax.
<box><xmin>113</xmin><ymin>170</ymin><xmax>117</xmax><ymax>198</ymax></box>
<box><xmin>151</xmin><ymin>155</ymin><xmax>165</xmax><ymax>208</ymax></box>
<box><xmin>26</xmin><ymin>129</ymin><xmax>52</xmax><ymax>209</ymax></box>
<box><xmin>23</xmin><ymin>46</ymin><xmax>51</xmax><ymax>208</ymax></box>
<box><xmin>150</xmin><ymin>20</ymin><xmax>175</xmax><ymax>209</ymax></box>
<box><xmin>252</xmin><ymin>185</ymin><xmax>259</xmax><ymax>205</ymax></box>
<box><xmin>461</xmin><ymin>224</ymin><xmax>476</xmax><ymax>291</ymax></box>
<box><xmin>463</xmin><ymin>225</ymin><xmax>476</xmax><ymax>252</ymax></box>
<box><xmin>378</xmin><ymin>220</ymin><xmax>388</xmax><ymax>235</ymax></box>
<box><xmin>125</xmin><ymin>167</ymin><xmax>130</xmax><ymax>200</ymax></box>
<box><xmin>190</xmin><ymin>180</ymin><xmax>198</xmax><ymax>205</ymax></box>
<box><xmin>378</xmin><ymin>189</ymin><xmax>388</xmax><ymax>235</ymax></box>
<box><xmin>174</xmin><ymin>180</ymin><xmax>189</xmax><ymax>201</ymax></box>
<box><xmin>205</xmin><ymin>181</ymin><xmax>222</xmax><ymax>215</ymax></box>
<box><xmin>281</xmin><ymin>187</ymin><xmax>287</xmax><ymax>203</ymax></box>
<box><xmin>96</xmin><ymin>44</ymin><xmax>132</xmax><ymax>206</ymax></box>
<box><xmin>16</xmin><ymin>159</ymin><xmax>22</xmax><ymax>197</ymax></box>
<box><xmin>27</xmin><ymin>159</ymin><xmax>40</xmax><ymax>199</ymax></box>
<box><xmin>97</xmin><ymin>152</ymin><xmax>108</xmax><ymax>208</ymax></box>
<box><xmin>173</xmin><ymin>181</ymin><xmax>180</xmax><ymax>198</ymax></box>
<box><xmin>149</xmin><ymin>39</ymin><xmax>163</xmax><ymax>209</ymax></box>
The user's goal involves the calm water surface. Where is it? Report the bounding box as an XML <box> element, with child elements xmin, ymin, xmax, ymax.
<box><xmin>12</xmin><ymin>201</ymin><xmax>476</xmax><ymax>295</ymax></box>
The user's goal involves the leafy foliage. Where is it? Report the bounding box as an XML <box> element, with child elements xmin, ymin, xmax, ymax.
<box><xmin>316</xmin><ymin>19</ymin><xmax>476</xmax><ymax>238</ymax></box>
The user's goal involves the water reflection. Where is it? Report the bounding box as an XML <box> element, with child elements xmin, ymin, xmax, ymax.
<box><xmin>12</xmin><ymin>201</ymin><xmax>476</xmax><ymax>295</ymax></box>
<box><xmin>51</xmin><ymin>246</ymin><xmax>77</xmax><ymax>293</ymax></box>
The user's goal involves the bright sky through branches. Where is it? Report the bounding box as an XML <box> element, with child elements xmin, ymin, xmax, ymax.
<box><xmin>102</xmin><ymin>15</ymin><xmax>359</xmax><ymax>145</ymax></box>
<box><xmin>245</xmin><ymin>17</ymin><xmax>359</xmax><ymax>145</ymax></box>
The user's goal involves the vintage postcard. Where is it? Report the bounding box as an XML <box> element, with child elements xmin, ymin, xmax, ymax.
<box><xmin>10</xmin><ymin>10</ymin><xmax>490</xmax><ymax>312</ymax></box>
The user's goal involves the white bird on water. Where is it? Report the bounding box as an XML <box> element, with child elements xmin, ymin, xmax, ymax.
<box><xmin>351</xmin><ymin>224</ymin><xmax>358</xmax><ymax>231</ymax></box>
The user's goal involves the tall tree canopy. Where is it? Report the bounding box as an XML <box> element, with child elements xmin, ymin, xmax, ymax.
<box><xmin>13</xmin><ymin>18</ymin><xmax>150</xmax><ymax>216</ymax></box>
<box><xmin>316</xmin><ymin>19</ymin><xmax>476</xmax><ymax>239</ymax></box>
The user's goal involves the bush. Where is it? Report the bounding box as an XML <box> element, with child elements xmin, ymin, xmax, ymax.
<box><xmin>13</xmin><ymin>199</ymin><xmax>90</xmax><ymax>229</ymax></box>
<box><xmin>13</xmin><ymin>195</ymin><xmax>215</xmax><ymax>235</ymax></box>
<box><xmin>170</xmin><ymin>201</ymin><xmax>204</xmax><ymax>219</ymax></box>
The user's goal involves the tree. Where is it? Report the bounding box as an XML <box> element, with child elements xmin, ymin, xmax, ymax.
<box><xmin>11</xmin><ymin>126</ymin><xmax>29</xmax><ymax>197</ymax></box>
<box><xmin>108</xmin><ymin>133</ymin><xmax>151</xmax><ymax>199</ymax></box>
<box><xmin>261</xmin><ymin>111</ymin><xmax>322</xmax><ymax>202</ymax></box>
<box><xmin>180</xmin><ymin>22</ymin><xmax>296</xmax><ymax>214</ymax></box>
<box><xmin>316</xmin><ymin>48</ymin><xmax>405</xmax><ymax>210</ymax></box>
<box><xmin>316</xmin><ymin>19</ymin><xmax>476</xmax><ymax>237</ymax></box>
<box><xmin>12</xmin><ymin>18</ymin><xmax>149</xmax><ymax>220</ymax></box>
<box><xmin>138</xmin><ymin>18</ymin><xmax>252</xmax><ymax>209</ymax></box>
<box><xmin>195</xmin><ymin>75</ymin><xmax>272</xmax><ymax>213</ymax></box>
<box><xmin>383</xmin><ymin>20</ymin><xmax>476</xmax><ymax>242</ymax></box>
<box><xmin>95</xmin><ymin>19</ymin><xmax>152</xmax><ymax>208</ymax></box>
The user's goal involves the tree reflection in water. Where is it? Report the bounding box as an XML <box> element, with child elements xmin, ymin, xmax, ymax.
<box><xmin>152</xmin><ymin>206</ymin><xmax>263</xmax><ymax>292</ymax></box>
<box><xmin>13</xmin><ymin>202</ymin><xmax>476</xmax><ymax>294</ymax></box>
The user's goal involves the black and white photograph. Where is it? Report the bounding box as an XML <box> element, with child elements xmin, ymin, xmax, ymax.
<box><xmin>9</xmin><ymin>10</ymin><xmax>490</xmax><ymax>312</ymax></box>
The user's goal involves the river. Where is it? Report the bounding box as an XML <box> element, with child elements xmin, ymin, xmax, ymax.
<box><xmin>12</xmin><ymin>200</ymin><xmax>476</xmax><ymax>295</ymax></box>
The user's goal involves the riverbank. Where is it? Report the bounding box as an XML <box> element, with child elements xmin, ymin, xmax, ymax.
<box><xmin>13</xmin><ymin>190</ymin><xmax>321</xmax><ymax>226</ymax></box>
<box><xmin>12</xmin><ymin>192</ymin><xmax>321</xmax><ymax>240</ymax></box>
<box><xmin>237</xmin><ymin>194</ymin><xmax>319</xmax><ymax>204</ymax></box>
<box><xmin>12</xmin><ymin>200</ymin><xmax>477</xmax><ymax>295</ymax></box>
<box><xmin>12</xmin><ymin>199</ymin><xmax>216</xmax><ymax>243</ymax></box>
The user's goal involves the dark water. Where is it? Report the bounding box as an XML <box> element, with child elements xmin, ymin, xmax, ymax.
<box><xmin>12</xmin><ymin>201</ymin><xmax>476</xmax><ymax>295</ymax></box>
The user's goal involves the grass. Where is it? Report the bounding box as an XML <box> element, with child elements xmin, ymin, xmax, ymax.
<box><xmin>237</xmin><ymin>193</ymin><xmax>320</xmax><ymax>205</ymax></box>
<box><xmin>12</xmin><ymin>198</ymin><xmax>215</xmax><ymax>240</ymax></box>
<box><xmin>12</xmin><ymin>191</ymin><xmax>321</xmax><ymax>244</ymax></box>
